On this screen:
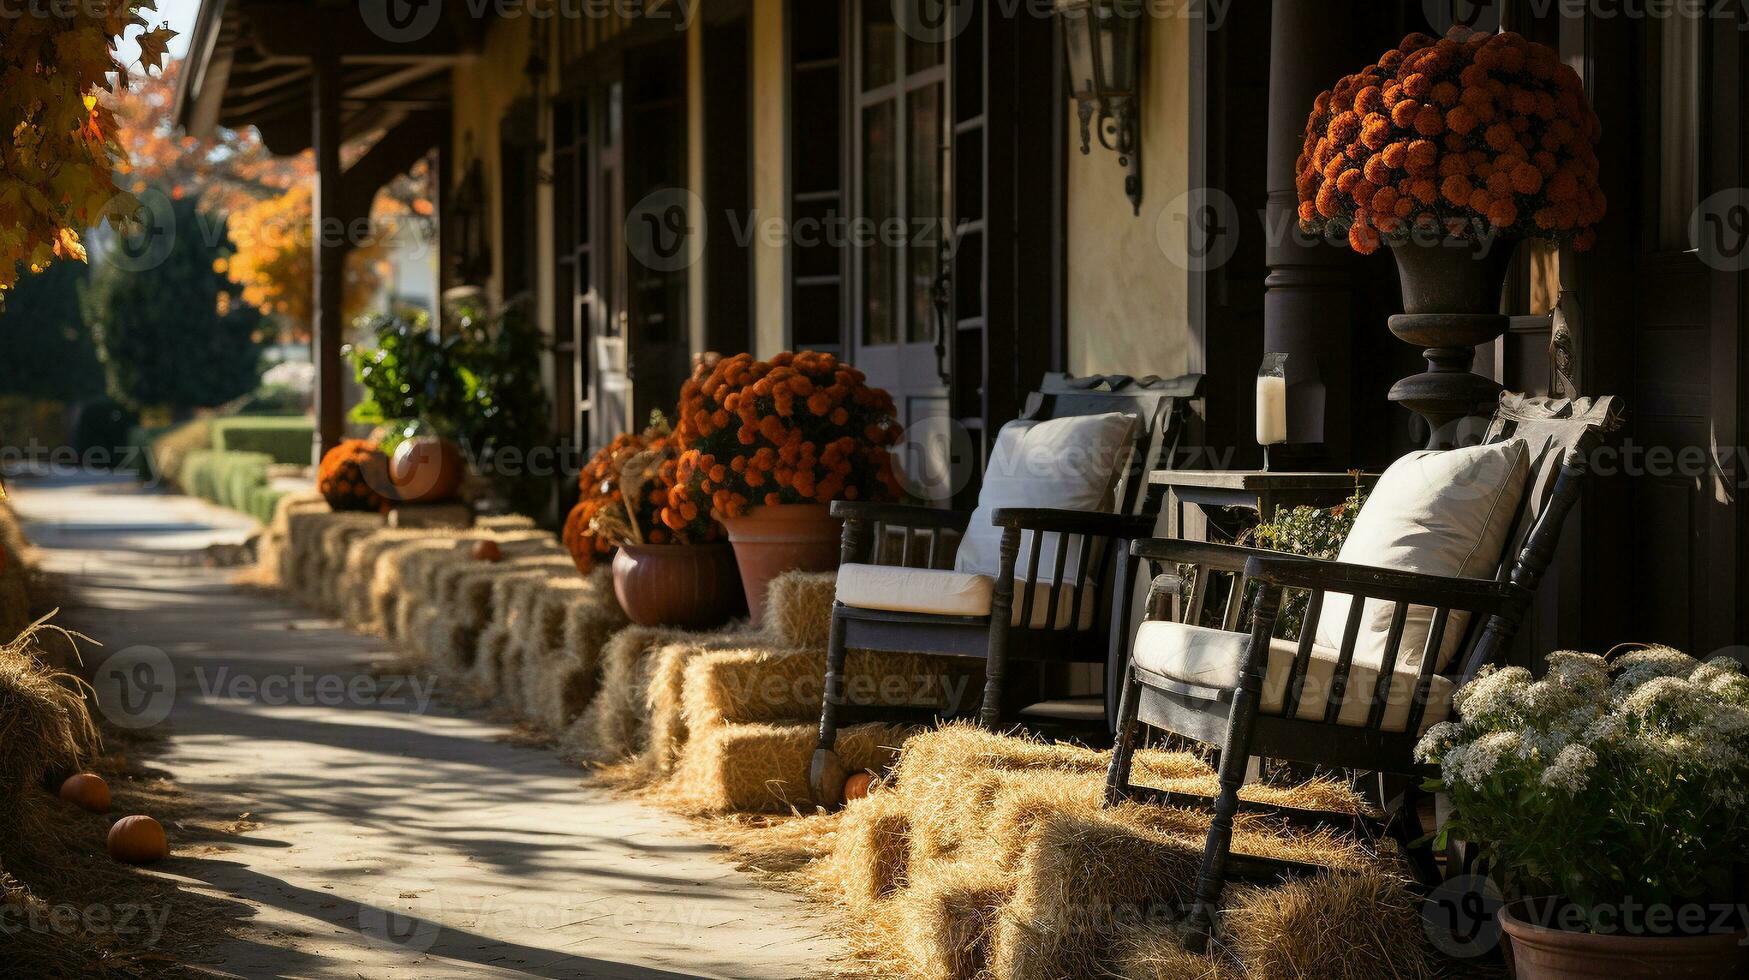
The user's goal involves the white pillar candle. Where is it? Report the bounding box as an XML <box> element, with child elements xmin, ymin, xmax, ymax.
<box><xmin>1256</xmin><ymin>374</ymin><xmax>1287</xmax><ymax>446</ymax></box>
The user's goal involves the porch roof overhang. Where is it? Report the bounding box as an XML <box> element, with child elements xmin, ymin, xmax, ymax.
<box><xmin>174</xmin><ymin>0</ymin><xmax>483</xmax><ymax>155</ymax></box>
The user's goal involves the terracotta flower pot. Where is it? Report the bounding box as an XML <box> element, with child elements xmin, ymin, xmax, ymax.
<box><xmin>719</xmin><ymin>504</ymin><xmax>843</xmax><ymax>628</ymax></box>
<box><xmin>611</xmin><ymin>542</ymin><xmax>745</xmax><ymax>629</ymax></box>
<box><xmin>1499</xmin><ymin>899</ymin><xmax>1749</xmax><ymax>979</ymax></box>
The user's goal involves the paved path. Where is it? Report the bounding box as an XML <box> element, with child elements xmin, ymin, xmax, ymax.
<box><xmin>9</xmin><ymin>472</ymin><xmax>833</xmax><ymax>980</ymax></box>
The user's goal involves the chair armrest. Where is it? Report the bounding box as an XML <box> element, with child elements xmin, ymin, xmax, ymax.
<box><xmin>1130</xmin><ymin>537</ymin><xmax>1279</xmax><ymax>573</ymax></box>
<box><xmin>988</xmin><ymin>508</ymin><xmax>1155</xmax><ymax>539</ymax></box>
<box><xmin>1242</xmin><ymin>553</ymin><xmax>1522</xmax><ymax>614</ymax></box>
<box><xmin>829</xmin><ymin>500</ymin><xmax>973</xmax><ymax>532</ymax></box>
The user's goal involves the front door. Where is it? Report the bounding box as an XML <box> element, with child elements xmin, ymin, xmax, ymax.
<box><xmin>849</xmin><ymin>0</ymin><xmax>953</xmax><ymax>496</ymax></box>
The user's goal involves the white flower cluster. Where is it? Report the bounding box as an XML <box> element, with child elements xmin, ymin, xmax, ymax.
<box><xmin>1417</xmin><ymin>646</ymin><xmax>1749</xmax><ymax>809</ymax></box>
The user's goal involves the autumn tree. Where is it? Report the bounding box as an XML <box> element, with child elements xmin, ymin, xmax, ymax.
<box><xmin>0</xmin><ymin>1</ymin><xmax>173</xmax><ymax>289</ymax></box>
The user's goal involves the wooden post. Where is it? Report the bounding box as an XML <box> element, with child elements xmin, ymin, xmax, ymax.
<box><xmin>311</xmin><ymin>37</ymin><xmax>345</xmax><ymax>464</ymax></box>
<box><xmin>1263</xmin><ymin>0</ymin><xmax>1353</xmax><ymax>467</ymax></box>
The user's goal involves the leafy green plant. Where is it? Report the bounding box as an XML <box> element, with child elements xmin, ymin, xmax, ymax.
<box><xmin>349</xmin><ymin>303</ymin><xmax>551</xmax><ymax>515</ymax></box>
<box><xmin>1417</xmin><ymin>648</ymin><xmax>1749</xmax><ymax>932</ymax></box>
<box><xmin>1243</xmin><ymin>485</ymin><xmax>1367</xmax><ymax>639</ymax></box>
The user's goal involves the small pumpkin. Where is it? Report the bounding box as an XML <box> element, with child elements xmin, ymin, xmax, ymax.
<box><xmin>843</xmin><ymin>772</ymin><xmax>876</xmax><ymax>802</ymax></box>
<box><xmin>390</xmin><ymin>437</ymin><xmax>466</xmax><ymax>505</ymax></box>
<box><xmin>59</xmin><ymin>773</ymin><xmax>111</xmax><ymax>814</ymax></box>
<box><xmin>318</xmin><ymin>439</ymin><xmax>393</xmax><ymax>512</ymax></box>
<box><xmin>472</xmin><ymin>539</ymin><xmax>503</xmax><ymax>563</ymax></box>
<box><xmin>107</xmin><ymin>815</ymin><xmax>169</xmax><ymax>864</ymax></box>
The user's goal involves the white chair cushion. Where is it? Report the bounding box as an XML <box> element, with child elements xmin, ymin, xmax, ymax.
<box><xmin>953</xmin><ymin>412</ymin><xmax>1139</xmax><ymax>583</ymax></box>
<box><xmin>1315</xmin><ymin>439</ymin><xmax>1530</xmax><ymax>672</ymax></box>
<box><xmin>1132</xmin><ymin>620</ymin><xmax>1453</xmax><ymax>734</ymax></box>
<box><xmin>835</xmin><ymin>563</ymin><xmax>1099</xmax><ymax>630</ymax></box>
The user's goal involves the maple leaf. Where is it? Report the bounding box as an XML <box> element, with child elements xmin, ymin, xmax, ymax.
<box><xmin>136</xmin><ymin>24</ymin><xmax>175</xmax><ymax>73</ymax></box>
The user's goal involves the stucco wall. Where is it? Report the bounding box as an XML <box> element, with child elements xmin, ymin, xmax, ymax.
<box><xmin>1064</xmin><ymin>12</ymin><xmax>1193</xmax><ymax>379</ymax></box>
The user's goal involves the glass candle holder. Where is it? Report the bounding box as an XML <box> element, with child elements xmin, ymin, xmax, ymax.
<box><xmin>1256</xmin><ymin>353</ymin><xmax>1288</xmax><ymax>470</ymax></box>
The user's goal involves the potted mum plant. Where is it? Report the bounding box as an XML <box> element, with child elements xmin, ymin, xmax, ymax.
<box><xmin>562</xmin><ymin>415</ymin><xmax>741</xmax><ymax>630</ymax></box>
<box><xmin>1416</xmin><ymin>648</ymin><xmax>1749</xmax><ymax>978</ymax></box>
<box><xmin>1298</xmin><ymin>28</ymin><xmax>1605</xmax><ymax>295</ymax></box>
<box><xmin>670</xmin><ymin>351</ymin><xmax>901</xmax><ymax>626</ymax></box>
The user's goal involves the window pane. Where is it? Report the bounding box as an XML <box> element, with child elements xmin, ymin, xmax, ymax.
<box><xmin>907</xmin><ymin>83</ymin><xmax>943</xmax><ymax>343</ymax></box>
<box><xmin>907</xmin><ymin>28</ymin><xmax>942</xmax><ymax>74</ymax></box>
<box><xmin>1659</xmin><ymin>12</ymin><xmax>1702</xmax><ymax>250</ymax></box>
<box><xmin>862</xmin><ymin>0</ymin><xmax>897</xmax><ymax>91</ymax></box>
<box><xmin>862</xmin><ymin>101</ymin><xmax>898</xmax><ymax>346</ymax></box>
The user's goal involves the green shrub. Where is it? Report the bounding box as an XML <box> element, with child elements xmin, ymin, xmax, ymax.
<box><xmin>126</xmin><ymin>425</ymin><xmax>169</xmax><ymax>480</ymax></box>
<box><xmin>148</xmin><ymin>419</ymin><xmax>213</xmax><ymax>489</ymax></box>
<box><xmin>210</xmin><ymin>416</ymin><xmax>314</xmax><ymax>465</ymax></box>
<box><xmin>178</xmin><ymin>449</ymin><xmax>275</xmax><ymax>519</ymax></box>
<box><xmin>245</xmin><ymin>484</ymin><xmax>287</xmax><ymax>524</ymax></box>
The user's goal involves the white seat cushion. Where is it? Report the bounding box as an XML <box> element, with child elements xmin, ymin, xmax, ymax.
<box><xmin>1132</xmin><ymin>620</ymin><xmax>1453</xmax><ymax>734</ymax></box>
<box><xmin>1316</xmin><ymin>440</ymin><xmax>1531</xmax><ymax>672</ymax></box>
<box><xmin>835</xmin><ymin>563</ymin><xmax>1099</xmax><ymax>630</ymax></box>
<box><xmin>953</xmin><ymin>412</ymin><xmax>1139</xmax><ymax>583</ymax></box>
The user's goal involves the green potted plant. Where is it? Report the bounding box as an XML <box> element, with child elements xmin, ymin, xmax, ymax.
<box><xmin>1416</xmin><ymin>648</ymin><xmax>1749</xmax><ymax>977</ymax></box>
<box><xmin>670</xmin><ymin>352</ymin><xmax>903</xmax><ymax>627</ymax></box>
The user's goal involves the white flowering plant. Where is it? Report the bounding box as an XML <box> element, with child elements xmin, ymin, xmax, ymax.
<box><xmin>1416</xmin><ymin>647</ymin><xmax>1749</xmax><ymax>930</ymax></box>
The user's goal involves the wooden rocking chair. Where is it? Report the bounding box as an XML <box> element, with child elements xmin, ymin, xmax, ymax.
<box><xmin>1102</xmin><ymin>393</ymin><xmax>1622</xmax><ymax>951</ymax></box>
<box><xmin>808</xmin><ymin>372</ymin><xmax>1206</xmax><ymax>804</ymax></box>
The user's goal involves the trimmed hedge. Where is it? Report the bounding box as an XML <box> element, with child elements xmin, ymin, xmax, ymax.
<box><xmin>210</xmin><ymin>416</ymin><xmax>314</xmax><ymax>465</ymax></box>
<box><xmin>145</xmin><ymin>418</ymin><xmax>213</xmax><ymax>488</ymax></box>
<box><xmin>179</xmin><ymin>449</ymin><xmax>285</xmax><ymax>523</ymax></box>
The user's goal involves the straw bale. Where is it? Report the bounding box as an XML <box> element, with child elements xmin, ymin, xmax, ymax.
<box><xmin>0</xmin><ymin>621</ymin><xmax>98</xmax><ymax>838</ymax></box>
<box><xmin>561</xmin><ymin>627</ymin><xmax>707</xmax><ymax>764</ymax></box>
<box><xmin>810</xmin><ymin>792</ymin><xmax>913</xmax><ymax>911</ymax></box>
<box><xmin>517</xmin><ymin>573</ymin><xmax>622</xmax><ymax>731</ymax></box>
<box><xmin>761</xmin><ymin>570</ymin><xmax>837</xmax><ymax>649</ymax></box>
<box><xmin>1221</xmin><ymin>871</ymin><xmax>1432</xmax><ymax>980</ymax></box>
<box><xmin>338</xmin><ymin>528</ymin><xmax>457</xmax><ymax>629</ymax></box>
<box><xmin>657</xmin><ymin>721</ymin><xmax>910</xmax><ymax>815</ymax></box>
<box><xmin>893</xmin><ymin>867</ymin><xmax>1011</xmax><ymax>980</ymax></box>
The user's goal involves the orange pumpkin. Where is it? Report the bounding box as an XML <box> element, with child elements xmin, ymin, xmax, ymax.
<box><xmin>107</xmin><ymin>815</ymin><xmax>169</xmax><ymax>864</ymax></box>
<box><xmin>843</xmin><ymin>772</ymin><xmax>876</xmax><ymax>802</ymax></box>
<box><xmin>472</xmin><ymin>540</ymin><xmax>503</xmax><ymax>563</ymax></box>
<box><xmin>390</xmin><ymin>437</ymin><xmax>466</xmax><ymax>505</ymax></box>
<box><xmin>59</xmin><ymin>773</ymin><xmax>111</xmax><ymax>814</ymax></box>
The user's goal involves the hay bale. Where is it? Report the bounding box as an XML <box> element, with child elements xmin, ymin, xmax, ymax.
<box><xmin>0</xmin><ymin>621</ymin><xmax>99</xmax><ymax>838</ymax></box>
<box><xmin>367</xmin><ymin>538</ymin><xmax>460</xmax><ymax>637</ymax></box>
<box><xmin>894</xmin><ymin>868</ymin><xmax>1010</xmax><ymax>980</ymax></box>
<box><xmin>562</xmin><ymin>628</ymin><xmax>707</xmax><ymax>764</ymax></box>
<box><xmin>762</xmin><ymin>570</ymin><xmax>836</xmax><ymax>649</ymax></box>
<box><xmin>338</xmin><ymin>528</ymin><xmax>457</xmax><ymax>629</ymax></box>
<box><xmin>987</xmin><ymin>811</ymin><xmax>1203</xmax><ymax>980</ymax></box>
<box><xmin>1110</xmin><ymin>925</ymin><xmax>1235</xmax><ymax>980</ymax></box>
<box><xmin>517</xmin><ymin>573</ymin><xmax>623</xmax><ymax>731</ymax></box>
<box><xmin>0</xmin><ymin>500</ymin><xmax>38</xmax><ymax>643</ymax></box>
<box><xmin>1222</xmin><ymin>871</ymin><xmax>1431</xmax><ymax>980</ymax></box>
<box><xmin>811</xmin><ymin>791</ymin><xmax>913</xmax><ymax>910</ymax></box>
<box><xmin>658</xmin><ymin>721</ymin><xmax>910</xmax><ymax>815</ymax></box>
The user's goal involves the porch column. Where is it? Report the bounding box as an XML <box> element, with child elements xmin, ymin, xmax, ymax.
<box><xmin>1263</xmin><ymin>0</ymin><xmax>1353</xmax><ymax>466</ymax></box>
<box><xmin>311</xmin><ymin>39</ymin><xmax>345</xmax><ymax>463</ymax></box>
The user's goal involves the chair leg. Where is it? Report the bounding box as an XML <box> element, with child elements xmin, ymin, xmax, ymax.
<box><xmin>1183</xmin><ymin>585</ymin><xmax>1279</xmax><ymax>952</ymax></box>
<box><xmin>809</xmin><ymin>605</ymin><xmax>852</xmax><ymax>805</ymax></box>
<box><xmin>1102</xmin><ymin>661</ymin><xmax>1143</xmax><ymax>807</ymax></box>
<box><xmin>978</xmin><ymin>528</ymin><xmax>1021</xmax><ymax>729</ymax></box>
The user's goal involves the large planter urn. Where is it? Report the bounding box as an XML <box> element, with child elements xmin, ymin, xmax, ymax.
<box><xmin>611</xmin><ymin>542</ymin><xmax>745</xmax><ymax>629</ymax></box>
<box><xmin>719</xmin><ymin>504</ymin><xmax>843</xmax><ymax>628</ymax></box>
<box><xmin>1499</xmin><ymin>899</ymin><xmax>1749</xmax><ymax>979</ymax></box>
<box><xmin>1388</xmin><ymin>236</ymin><xmax>1521</xmax><ymax>448</ymax></box>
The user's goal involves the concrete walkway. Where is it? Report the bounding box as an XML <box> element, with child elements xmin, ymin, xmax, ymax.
<box><xmin>9</xmin><ymin>472</ymin><xmax>834</xmax><ymax>980</ymax></box>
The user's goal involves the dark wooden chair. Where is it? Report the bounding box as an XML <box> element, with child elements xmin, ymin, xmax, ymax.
<box><xmin>808</xmin><ymin>372</ymin><xmax>1206</xmax><ymax>803</ymax></box>
<box><xmin>1102</xmin><ymin>393</ymin><xmax>1622</xmax><ymax>951</ymax></box>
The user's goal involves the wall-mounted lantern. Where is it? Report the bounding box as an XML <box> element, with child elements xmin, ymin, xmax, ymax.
<box><xmin>1055</xmin><ymin>0</ymin><xmax>1145</xmax><ymax>214</ymax></box>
